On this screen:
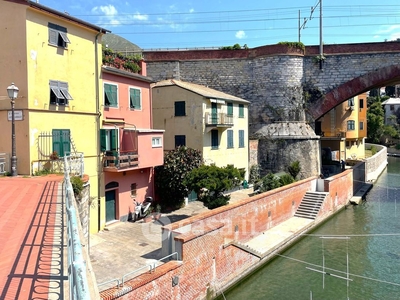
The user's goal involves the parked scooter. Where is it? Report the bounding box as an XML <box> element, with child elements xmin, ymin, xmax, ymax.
<box><xmin>133</xmin><ymin>197</ymin><xmax>153</xmax><ymax>221</ymax></box>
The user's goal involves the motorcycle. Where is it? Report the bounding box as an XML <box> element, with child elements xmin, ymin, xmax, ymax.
<box><xmin>133</xmin><ymin>196</ymin><xmax>153</xmax><ymax>221</ymax></box>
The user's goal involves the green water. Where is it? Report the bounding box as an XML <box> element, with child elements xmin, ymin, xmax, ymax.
<box><xmin>223</xmin><ymin>157</ymin><xmax>400</xmax><ymax>300</ymax></box>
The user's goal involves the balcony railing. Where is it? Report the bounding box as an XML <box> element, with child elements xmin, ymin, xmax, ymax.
<box><xmin>318</xmin><ymin>130</ymin><xmax>346</xmax><ymax>138</ymax></box>
<box><xmin>205</xmin><ymin>112</ymin><xmax>233</xmax><ymax>126</ymax></box>
<box><xmin>103</xmin><ymin>150</ymin><xmax>139</xmax><ymax>171</ymax></box>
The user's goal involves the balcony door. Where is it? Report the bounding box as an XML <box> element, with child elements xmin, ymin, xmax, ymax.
<box><xmin>211</xmin><ymin>103</ymin><xmax>218</xmax><ymax>124</ymax></box>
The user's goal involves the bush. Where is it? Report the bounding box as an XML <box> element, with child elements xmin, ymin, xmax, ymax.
<box><xmin>248</xmin><ymin>164</ymin><xmax>260</xmax><ymax>184</ymax></box>
<box><xmin>287</xmin><ymin>161</ymin><xmax>301</xmax><ymax>179</ymax></box>
<box><xmin>371</xmin><ymin>145</ymin><xmax>377</xmax><ymax>155</ymax></box>
<box><xmin>70</xmin><ymin>176</ymin><xmax>84</xmax><ymax>198</ymax></box>
<box><xmin>257</xmin><ymin>173</ymin><xmax>282</xmax><ymax>193</ymax></box>
<box><xmin>279</xmin><ymin>174</ymin><xmax>295</xmax><ymax>186</ymax></box>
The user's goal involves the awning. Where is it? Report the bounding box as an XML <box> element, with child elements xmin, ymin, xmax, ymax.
<box><xmin>103</xmin><ymin>119</ymin><xmax>125</xmax><ymax>125</ymax></box>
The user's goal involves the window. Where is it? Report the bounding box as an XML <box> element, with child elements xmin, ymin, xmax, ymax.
<box><xmin>129</xmin><ymin>88</ymin><xmax>141</xmax><ymax>109</ymax></box>
<box><xmin>174</xmin><ymin>101</ymin><xmax>186</xmax><ymax>116</ymax></box>
<box><xmin>347</xmin><ymin>120</ymin><xmax>355</xmax><ymax>130</ymax></box>
<box><xmin>52</xmin><ymin>129</ymin><xmax>71</xmax><ymax>157</ymax></box>
<box><xmin>50</xmin><ymin>80</ymin><xmax>73</xmax><ymax>105</ymax></box>
<box><xmin>227</xmin><ymin>103</ymin><xmax>233</xmax><ymax>116</ymax></box>
<box><xmin>100</xmin><ymin>129</ymin><xmax>118</xmax><ymax>152</ymax></box>
<box><xmin>227</xmin><ymin>130</ymin><xmax>234</xmax><ymax>148</ymax></box>
<box><xmin>48</xmin><ymin>23</ymin><xmax>70</xmax><ymax>48</ymax></box>
<box><xmin>239</xmin><ymin>104</ymin><xmax>244</xmax><ymax>118</ymax></box>
<box><xmin>152</xmin><ymin>137</ymin><xmax>162</xmax><ymax>148</ymax></box>
<box><xmin>211</xmin><ymin>130</ymin><xmax>219</xmax><ymax>150</ymax></box>
<box><xmin>239</xmin><ymin>130</ymin><xmax>245</xmax><ymax>148</ymax></box>
<box><xmin>359</xmin><ymin>122</ymin><xmax>364</xmax><ymax>130</ymax></box>
<box><xmin>348</xmin><ymin>98</ymin><xmax>355</xmax><ymax>107</ymax></box>
<box><xmin>175</xmin><ymin>135</ymin><xmax>186</xmax><ymax>148</ymax></box>
<box><xmin>130</xmin><ymin>183</ymin><xmax>137</xmax><ymax>198</ymax></box>
<box><xmin>104</xmin><ymin>83</ymin><xmax>118</xmax><ymax>107</ymax></box>
<box><xmin>390</xmin><ymin>105</ymin><xmax>395</xmax><ymax>111</ymax></box>
<box><xmin>359</xmin><ymin>99</ymin><xmax>364</xmax><ymax>109</ymax></box>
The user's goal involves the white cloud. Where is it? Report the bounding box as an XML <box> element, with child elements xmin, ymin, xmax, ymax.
<box><xmin>133</xmin><ymin>13</ymin><xmax>148</xmax><ymax>21</ymax></box>
<box><xmin>376</xmin><ymin>25</ymin><xmax>400</xmax><ymax>34</ymax></box>
<box><xmin>92</xmin><ymin>5</ymin><xmax>118</xmax><ymax>16</ymax></box>
<box><xmin>236</xmin><ymin>30</ymin><xmax>246</xmax><ymax>39</ymax></box>
<box><xmin>92</xmin><ymin>5</ymin><xmax>120</xmax><ymax>26</ymax></box>
<box><xmin>189</xmin><ymin>8</ymin><xmax>194</xmax><ymax>13</ymax></box>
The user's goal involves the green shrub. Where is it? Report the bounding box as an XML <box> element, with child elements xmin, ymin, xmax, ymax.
<box><xmin>248</xmin><ymin>165</ymin><xmax>260</xmax><ymax>184</ymax></box>
<box><xmin>287</xmin><ymin>161</ymin><xmax>301</xmax><ymax>179</ymax></box>
<box><xmin>70</xmin><ymin>176</ymin><xmax>84</xmax><ymax>198</ymax></box>
<box><xmin>279</xmin><ymin>174</ymin><xmax>295</xmax><ymax>186</ymax></box>
<box><xmin>371</xmin><ymin>145</ymin><xmax>377</xmax><ymax>155</ymax></box>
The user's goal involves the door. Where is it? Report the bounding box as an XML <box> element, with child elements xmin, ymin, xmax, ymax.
<box><xmin>105</xmin><ymin>190</ymin><xmax>116</xmax><ymax>222</ymax></box>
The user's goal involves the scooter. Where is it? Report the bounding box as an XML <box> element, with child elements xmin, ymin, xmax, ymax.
<box><xmin>133</xmin><ymin>196</ymin><xmax>153</xmax><ymax>221</ymax></box>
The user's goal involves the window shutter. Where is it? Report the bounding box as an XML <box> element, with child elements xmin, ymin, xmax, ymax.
<box><xmin>110</xmin><ymin>129</ymin><xmax>118</xmax><ymax>150</ymax></box>
<box><xmin>239</xmin><ymin>104</ymin><xmax>244</xmax><ymax>118</ymax></box>
<box><xmin>52</xmin><ymin>129</ymin><xmax>61</xmax><ymax>156</ymax></box>
<box><xmin>105</xmin><ymin>84</ymin><xmax>118</xmax><ymax>107</ymax></box>
<box><xmin>227</xmin><ymin>103</ymin><xmax>233</xmax><ymax>116</ymax></box>
<box><xmin>100</xmin><ymin>129</ymin><xmax>107</xmax><ymax>152</ymax></box>
<box><xmin>130</xmin><ymin>88</ymin><xmax>141</xmax><ymax>109</ymax></box>
<box><xmin>239</xmin><ymin>130</ymin><xmax>245</xmax><ymax>148</ymax></box>
<box><xmin>227</xmin><ymin>130</ymin><xmax>233</xmax><ymax>148</ymax></box>
<box><xmin>211</xmin><ymin>130</ymin><xmax>218</xmax><ymax>149</ymax></box>
<box><xmin>61</xmin><ymin>130</ymin><xmax>71</xmax><ymax>157</ymax></box>
<box><xmin>49</xmin><ymin>28</ymin><xmax>58</xmax><ymax>44</ymax></box>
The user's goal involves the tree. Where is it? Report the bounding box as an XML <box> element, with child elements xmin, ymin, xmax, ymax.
<box><xmin>385</xmin><ymin>86</ymin><xmax>396</xmax><ymax>97</ymax></box>
<box><xmin>185</xmin><ymin>164</ymin><xmax>242</xmax><ymax>209</ymax></box>
<box><xmin>255</xmin><ymin>173</ymin><xmax>282</xmax><ymax>193</ymax></box>
<box><xmin>287</xmin><ymin>161</ymin><xmax>301</xmax><ymax>179</ymax></box>
<box><xmin>367</xmin><ymin>97</ymin><xmax>385</xmax><ymax>143</ymax></box>
<box><xmin>154</xmin><ymin>146</ymin><xmax>202</xmax><ymax>210</ymax></box>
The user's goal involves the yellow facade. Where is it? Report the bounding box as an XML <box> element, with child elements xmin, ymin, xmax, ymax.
<box><xmin>0</xmin><ymin>1</ymin><xmax>108</xmax><ymax>233</ymax></box>
<box><xmin>152</xmin><ymin>80</ymin><xmax>249</xmax><ymax>179</ymax></box>
<box><xmin>318</xmin><ymin>93</ymin><xmax>367</xmax><ymax>160</ymax></box>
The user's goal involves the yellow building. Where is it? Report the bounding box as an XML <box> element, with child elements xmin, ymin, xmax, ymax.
<box><xmin>152</xmin><ymin>79</ymin><xmax>250</xmax><ymax>179</ymax></box>
<box><xmin>0</xmin><ymin>1</ymin><xmax>109</xmax><ymax>232</ymax></box>
<box><xmin>316</xmin><ymin>92</ymin><xmax>368</xmax><ymax>161</ymax></box>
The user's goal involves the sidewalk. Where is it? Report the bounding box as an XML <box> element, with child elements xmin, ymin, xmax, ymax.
<box><xmin>0</xmin><ymin>175</ymin><xmax>65</xmax><ymax>300</ymax></box>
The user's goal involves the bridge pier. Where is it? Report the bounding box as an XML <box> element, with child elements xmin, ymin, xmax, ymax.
<box><xmin>251</xmin><ymin>121</ymin><xmax>321</xmax><ymax>179</ymax></box>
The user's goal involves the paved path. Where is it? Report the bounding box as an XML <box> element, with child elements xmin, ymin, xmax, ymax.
<box><xmin>0</xmin><ymin>175</ymin><xmax>65</xmax><ymax>300</ymax></box>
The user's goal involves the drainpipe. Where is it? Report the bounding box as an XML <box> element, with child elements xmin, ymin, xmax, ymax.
<box><xmin>94</xmin><ymin>30</ymin><xmax>102</xmax><ymax>250</ymax></box>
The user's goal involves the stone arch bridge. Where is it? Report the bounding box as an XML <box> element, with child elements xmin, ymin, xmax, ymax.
<box><xmin>144</xmin><ymin>42</ymin><xmax>400</xmax><ymax>177</ymax></box>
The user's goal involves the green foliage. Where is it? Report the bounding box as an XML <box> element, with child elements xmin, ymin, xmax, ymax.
<box><xmin>256</xmin><ymin>173</ymin><xmax>282</xmax><ymax>193</ymax></box>
<box><xmin>184</xmin><ymin>164</ymin><xmax>243</xmax><ymax>209</ymax></box>
<box><xmin>287</xmin><ymin>161</ymin><xmax>301</xmax><ymax>179</ymax></box>
<box><xmin>102</xmin><ymin>46</ymin><xmax>142</xmax><ymax>73</ymax></box>
<box><xmin>155</xmin><ymin>146</ymin><xmax>203</xmax><ymax>210</ymax></box>
<box><xmin>248</xmin><ymin>164</ymin><xmax>260</xmax><ymax>184</ymax></box>
<box><xmin>220</xmin><ymin>43</ymin><xmax>245</xmax><ymax>50</ymax></box>
<box><xmin>367</xmin><ymin>97</ymin><xmax>385</xmax><ymax>143</ymax></box>
<box><xmin>279</xmin><ymin>174</ymin><xmax>295</xmax><ymax>186</ymax></box>
<box><xmin>370</xmin><ymin>145</ymin><xmax>377</xmax><ymax>155</ymax></box>
<box><xmin>278</xmin><ymin>41</ymin><xmax>305</xmax><ymax>51</ymax></box>
<box><xmin>34</xmin><ymin>168</ymin><xmax>51</xmax><ymax>176</ymax></box>
<box><xmin>70</xmin><ymin>176</ymin><xmax>84</xmax><ymax>197</ymax></box>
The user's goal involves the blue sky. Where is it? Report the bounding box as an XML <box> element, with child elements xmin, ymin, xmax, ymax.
<box><xmin>38</xmin><ymin>0</ymin><xmax>400</xmax><ymax>50</ymax></box>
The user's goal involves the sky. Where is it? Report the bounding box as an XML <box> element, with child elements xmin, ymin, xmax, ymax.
<box><xmin>37</xmin><ymin>0</ymin><xmax>400</xmax><ymax>50</ymax></box>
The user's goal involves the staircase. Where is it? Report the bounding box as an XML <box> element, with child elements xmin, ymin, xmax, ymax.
<box><xmin>294</xmin><ymin>192</ymin><xmax>327</xmax><ymax>220</ymax></box>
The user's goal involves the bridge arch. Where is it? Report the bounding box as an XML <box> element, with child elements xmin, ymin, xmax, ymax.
<box><xmin>309</xmin><ymin>64</ymin><xmax>400</xmax><ymax>120</ymax></box>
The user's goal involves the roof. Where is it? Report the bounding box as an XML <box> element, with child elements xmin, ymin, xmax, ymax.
<box><xmin>102</xmin><ymin>66</ymin><xmax>154</xmax><ymax>83</ymax></box>
<box><xmin>152</xmin><ymin>79</ymin><xmax>249</xmax><ymax>104</ymax></box>
<box><xmin>102</xmin><ymin>33</ymin><xmax>142</xmax><ymax>54</ymax></box>
<box><xmin>382</xmin><ymin>98</ymin><xmax>400</xmax><ymax>105</ymax></box>
<box><xmin>26</xmin><ymin>1</ymin><xmax>110</xmax><ymax>34</ymax></box>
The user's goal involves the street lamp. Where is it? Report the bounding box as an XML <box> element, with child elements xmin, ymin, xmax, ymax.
<box><xmin>7</xmin><ymin>83</ymin><xmax>19</xmax><ymax>176</ymax></box>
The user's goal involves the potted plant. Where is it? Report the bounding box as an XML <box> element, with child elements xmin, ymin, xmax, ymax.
<box><xmin>153</xmin><ymin>204</ymin><xmax>162</xmax><ymax>220</ymax></box>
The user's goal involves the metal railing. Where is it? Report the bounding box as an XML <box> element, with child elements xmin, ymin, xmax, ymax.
<box><xmin>205</xmin><ymin>112</ymin><xmax>234</xmax><ymax>126</ymax></box>
<box><xmin>64</xmin><ymin>156</ymin><xmax>90</xmax><ymax>299</ymax></box>
<box><xmin>98</xmin><ymin>252</ymin><xmax>179</xmax><ymax>290</ymax></box>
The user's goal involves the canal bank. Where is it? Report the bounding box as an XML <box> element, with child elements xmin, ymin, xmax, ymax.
<box><xmin>98</xmin><ymin>145</ymin><xmax>387</xmax><ymax>300</ymax></box>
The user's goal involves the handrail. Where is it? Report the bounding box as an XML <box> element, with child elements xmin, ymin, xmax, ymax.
<box><xmin>64</xmin><ymin>155</ymin><xmax>90</xmax><ymax>299</ymax></box>
<box><xmin>98</xmin><ymin>278</ymin><xmax>121</xmax><ymax>289</ymax></box>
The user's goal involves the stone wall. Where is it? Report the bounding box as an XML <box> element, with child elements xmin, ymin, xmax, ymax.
<box><xmin>365</xmin><ymin>143</ymin><xmax>388</xmax><ymax>182</ymax></box>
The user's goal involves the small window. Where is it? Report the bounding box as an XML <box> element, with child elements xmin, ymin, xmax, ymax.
<box><xmin>227</xmin><ymin>103</ymin><xmax>233</xmax><ymax>116</ymax></box>
<box><xmin>152</xmin><ymin>137</ymin><xmax>162</xmax><ymax>148</ymax></box>
<box><xmin>359</xmin><ymin>99</ymin><xmax>364</xmax><ymax>109</ymax></box>
<box><xmin>390</xmin><ymin>105</ymin><xmax>395</xmax><ymax>111</ymax></box>
<box><xmin>227</xmin><ymin>130</ymin><xmax>234</xmax><ymax>148</ymax></box>
<box><xmin>174</xmin><ymin>101</ymin><xmax>186</xmax><ymax>116</ymax></box>
<box><xmin>211</xmin><ymin>130</ymin><xmax>219</xmax><ymax>150</ymax></box>
<box><xmin>359</xmin><ymin>121</ymin><xmax>364</xmax><ymax>130</ymax></box>
<box><xmin>348</xmin><ymin>98</ymin><xmax>355</xmax><ymax>107</ymax></box>
<box><xmin>130</xmin><ymin>88</ymin><xmax>141</xmax><ymax>109</ymax></box>
<box><xmin>104</xmin><ymin>83</ymin><xmax>118</xmax><ymax>108</ymax></box>
<box><xmin>239</xmin><ymin>130</ymin><xmax>245</xmax><ymax>148</ymax></box>
<box><xmin>50</xmin><ymin>80</ymin><xmax>73</xmax><ymax>106</ymax></box>
<box><xmin>239</xmin><ymin>104</ymin><xmax>244</xmax><ymax>118</ymax></box>
<box><xmin>130</xmin><ymin>183</ymin><xmax>137</xmax><ymax>198</ymax></box>
<box><xmin>347</xmin><ymin>120</ymin><xmax>355</xmax><ymax>130</ymax></box>
<box><xmin>52</xmin><ymin>129</ymin><xmax>71</xmax><ymax>157</ymax></box>
<box><xmin>175</xmin><ymin>135</ymin><xmax>186</xmax><ymax>148</ymax></box>
<box><xmin>48</xmin><ymin>23</ymin><xmax>70</xmax><ymax>48</ymax></box>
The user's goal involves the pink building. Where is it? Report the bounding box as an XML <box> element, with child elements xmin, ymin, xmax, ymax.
<box><xmin>101</xmin><ymin>63</ymin><xmax>164</xmax><ymax>223</ymax></box>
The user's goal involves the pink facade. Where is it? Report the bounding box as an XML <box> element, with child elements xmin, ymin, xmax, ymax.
<box><xmin>102</xmin><ymin>64</ymin><xmax>164</xmax><ymax>223</ymax></box>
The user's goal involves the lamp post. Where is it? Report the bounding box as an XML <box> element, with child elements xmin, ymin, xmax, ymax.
<box><xmin>7</xmin><ymin>83</ymin><xmax>19</xmax><ymax>177</ymax></box>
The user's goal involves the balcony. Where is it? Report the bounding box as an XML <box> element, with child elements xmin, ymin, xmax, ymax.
<box><xmin>318</xmin><ymin>130</ymin><xmax>346</xmax><ymax>139</ymax></box>
<box><xmin>205</xmin><ymin>112</ymin><xmax>233</xmax><ymax>128</ymax></box>
<box><xmin>103</xmin><ymin>150</ymin><xmax>139</xmax><ymax>172</ymax></box>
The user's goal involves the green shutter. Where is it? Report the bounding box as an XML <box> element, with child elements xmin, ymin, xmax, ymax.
<box><xmin>239</xmin><ymin>104</ymin><xmax>244</xmax><ymax>118</ymax></box>
<box><xmin>130</xmin><ymin>88</ymin><xmax>141</xmax><ymax>109</ymax></box>
<box><xmin>239</xmin><ymin>130</ymin><xmax>245</xmax><ymax>148</ymax></box>
<box><xmin>211</xmin><ymin>130</ymin><xmax>218</xmax><ymax>149</ymax></box>
<box><xmin>52</xmin><ymin>129</ymin><xmax>70</xmax><ymax>157</ymax></box>
<box><xmin>61</xmin><ymin>130</ymin><xmax>71</xmax><ymax>156</ymax></box>
<box><xmin>227</xmin><ymin>130</ymin><xmax>233</xmax><ymax>148</ymax></box>
<box><xmin>100</xmin><ymin>129</ymin><xmax>107</xmax><ymax>152</ymax></box>
<box><xmin>105</xmin><ymin>84</ymin><xmax>118</xmax><ymax>107</ymax></box>
<box><xmin>227</xmin><ymin>103</ymin><xmax>233</xmax><ymax>116</ymax></box>
<box><xmin>110</xmin><ymin>129</ymin><xmax>117</xmax><ymax>150</ymax></box>
<box><xmin>52</xmin><ymin>130</ymin><xmax>61</xmax><ymax>156</ymax></box>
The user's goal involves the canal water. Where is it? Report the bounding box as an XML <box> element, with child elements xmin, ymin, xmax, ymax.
<box><xmin>222</xmin><ymin>156</ymin><xmax>400</xmax><ymax>300</ymax></box>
